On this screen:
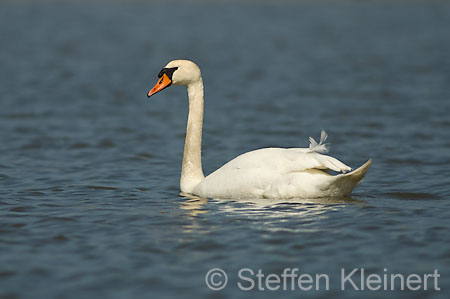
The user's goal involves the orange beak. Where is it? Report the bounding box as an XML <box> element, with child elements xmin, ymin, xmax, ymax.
<box><xmin>147</xmin><ymin>73</ymin><xmax>172</xmax><ymax>97</ymax></box>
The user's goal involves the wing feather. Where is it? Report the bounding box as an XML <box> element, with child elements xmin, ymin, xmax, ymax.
<box><xmin>287</xmin><ymin>150</ymin><xmax>351</xmax><ymax>173</ymax></box>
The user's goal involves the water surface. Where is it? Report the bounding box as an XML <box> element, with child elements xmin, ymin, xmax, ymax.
<box><xmin>1</xmin><ymin>0</ymin><xmax>450</xmax><ymax>298</ymax></box>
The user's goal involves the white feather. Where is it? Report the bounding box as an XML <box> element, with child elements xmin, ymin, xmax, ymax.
<box><xmin>308</xmin><ymin>130</ymin><xmax>329</xmax><ymax>154</ymax></box>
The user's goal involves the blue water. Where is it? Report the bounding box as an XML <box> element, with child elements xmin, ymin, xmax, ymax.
<box><xmin>1</xmin><ymin>0</ymin><xmax>450</xmax><ymax>298</ymax></box>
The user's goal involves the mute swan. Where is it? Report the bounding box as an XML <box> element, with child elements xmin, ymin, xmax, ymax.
<box><xmin>147</xmin><ymin>60</ymin><xmax>371</xmax><ymax>199</ymax></box>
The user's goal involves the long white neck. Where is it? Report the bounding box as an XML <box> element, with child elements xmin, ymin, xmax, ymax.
<box><xmin>180</xmin><ymin>79</ymin><xmax>205</xmax><ymax>193</ymax></box>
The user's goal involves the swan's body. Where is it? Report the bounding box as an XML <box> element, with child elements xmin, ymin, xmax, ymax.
<box><xmin>194</xmin><ymin>148</ymin><xmax>371</xmax><ymax>199</ymax></box>
<box><xmin>147</xmin><ymin>60</ymin><xmax>371</xmax><ymax>199</ymax></box>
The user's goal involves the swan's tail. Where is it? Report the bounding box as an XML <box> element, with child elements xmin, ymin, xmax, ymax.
<box><xmin>329</xmin><ymin>159</ymin><xmax>372</xmax><ymax>196</ymax></box>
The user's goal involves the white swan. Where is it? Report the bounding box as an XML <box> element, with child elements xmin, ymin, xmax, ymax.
<box><xmin>147</xmin><ymin>60</ymin><xmax>371</xmax><ymax>199</ymax></box>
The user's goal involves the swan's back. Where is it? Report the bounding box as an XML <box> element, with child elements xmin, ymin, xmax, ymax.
<box><xmin>193</xmin><ymin>148</ymin><xmax>370</xmax><ymax>199</ymax></box>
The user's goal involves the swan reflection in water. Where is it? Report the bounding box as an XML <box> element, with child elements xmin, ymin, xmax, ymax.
<box><xmin>178</xmin><ymin>193</ymin><xmax>366</xmax><ymax>234</ymax></box>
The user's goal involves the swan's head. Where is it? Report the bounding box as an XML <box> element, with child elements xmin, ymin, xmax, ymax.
<box><xmin>147</xmin><ymin>60</ymin><xmax>201</xmax><ymax>98</ymax></box>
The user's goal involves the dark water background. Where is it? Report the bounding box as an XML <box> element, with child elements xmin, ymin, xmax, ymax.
<box><xmin>1</xmin><ymin>0</ymin><xmax>450</xmax><ymax>298</ymax></box>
